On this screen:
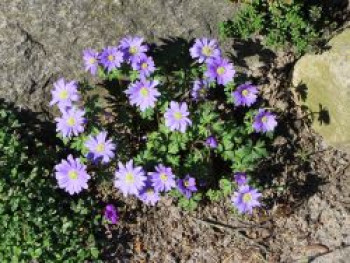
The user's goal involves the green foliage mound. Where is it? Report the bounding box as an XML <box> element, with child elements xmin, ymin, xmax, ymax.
<box><xmin>0</xmin><ymin>105</ymin><xmax>102</xmax><ymax>262</ymax></box>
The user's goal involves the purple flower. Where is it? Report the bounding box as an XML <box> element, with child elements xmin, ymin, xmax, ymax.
<box><xmin>54</xmin><ymin>154</ymin><xmax>90</xmax><ymax>195</ymax></box>
<box><xmin>232</xmin><ymin>185</ymin><xmax>262</xmax><ymax>214</ymax></box>
<box><xmin>138</xmin><ymin>180</ymin><xmax>160</xmax><ymax>206</ymax></box>
<box><xmin>49</xmin><ymin>78</ymin><xmax>79</xmax><ymax>110</ymax></box>
<box><xmin>233</xmin><ymin>83</ymin><xmax>258</xmax><ymax>107</ymax></box>
<box><xmin>205</xmin><ymin>57</ymin><xmax>235</xmax><ymax>85</ymax></box>
<box><xmin>83</xmin><ymin>49</ymin><xmax>99</xmax><ymax>75</ymax></box>
<box><xmin>125</xmin><ymin>79</ymin><xmax>160</xmax><ymax>112</ymax></box>
<box><xmin>177</xmin><ymin>175</ymin><xmax>197</xmax><ymax>199</ymax></box>
<box><xmin>164</xmin><ymin>102</ymin><xmax>192</xmax><ymax>133</ymax></box>
<box><xmin>205</xmin><ymin>136</ymin><xmax>218</xmax><ymax>149</ymax></box>
<box><xmin>85</xmin><ymin>131</ymin><xmax>116</xmax><ymax>164</ymax></box>
<box><xmin>55</xmin><ymin>107</ymin><xmax>85</xmax><ymax>138</ymax></box>
<box><xmin>104</xmin><ymin>204</ymin><xmax>119</xmax><ymax>224</ymax></box>
<box><xmin>253</xmin><ymin>109</ymin><xmax>277</xmax><ymax>133</ymax></box>
<box><xmin>132</xmin><ymin>54</ymin><xmax>156</xmax><ymax>78</ymax></box>
<box><xmin>191</xmin><ymin>79</ymin><xmax>209</xmax><ymax>101</ymax></box>
<box><xmin>190</xmin><ymin>38</ymin><xmax>221</xmax><ymax>63</ymax></box>
<box><xmin>114</xmin><ymin>160</ymin><xmax>146</xmax><ymax>197</ymax></box>
<box><xmin>149</xmin><ymin>164</ymin><xmax>176</xmax><ymax>192</ymax></box>
<box><xmin>99</xmin><ymin>46</ymin><xmax>124</xmax><ymax>72</ymax></box>
<box><xmin>119</xmin><ymin>36</ymin><xmax>148</xmax><ymax>64</ymax></box>
<box><xmin>234</xmin><ymin>172</ymin><xmax>247</xmax><ymax>186</ymax></box>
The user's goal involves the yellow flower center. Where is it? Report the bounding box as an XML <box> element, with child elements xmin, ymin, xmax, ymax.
<box><xmin>89</xmin><ymin>58</ymin><xmax>96</xmax><ymax>64</ymax></box>
<box><xmin>108</xmin><ymin>55</ymin><xmax>114</xmax><ymax>61</ymax></box>
<box><xmin>160</xmin><ymin>173</ymin><xmax>168</xmax><ymax>181</ymax></box>
<box><xmin>202</xmin><ymin>46</ymin><xmax>212</xmax><ymax>56</ymax></box>
<box><xmin>243</xmin><ymin>193</ymin><xmax>252</xmax><ymax>203</ymax></box>
<box><xmin>174</xmin><ymin>112</ymin><xmax>182</xmax><ymax>120</ymax></box>
<box><xmin>68</xmin><ymin>170</ymin><xmax>78</xmax><ymax>180</ymax></box>
<box><xmin>261</xmin><ymin>116</ymin><xmax>268</xmax><ymax>123</ymax></box>
<box><xmin>59</xmin><ymin>90</ymin><xmax>69</xmax><ymax>100</ymax></box>
<box><xmin>95</xmin><ymin>143</ymin><xmax>105</xmax><ymax>153</ymax></box>
<box><xmin>129</xmin><ymin>46</ymin><xmax>138</xmax><ymax>55</ymax></box>
<box><xmin>216</xmin><ymin>66</ymin><xmax>226</xmax><ymax>75</ymax></box>
<box><xmin>242</xmin><ymin>89</ymin><xmax>249</xmax><ymax>97</ymax></box>
<box><xmin>125</xmin><ymin>172</ymin><xmax>134</xmax><ymax>184</ymax></box>
<box><xmin>184</xmin><ymin>180</ymin><xmax>190</xmax><ymax>187</ymax></box>
<box><xmin>141</xmin><ymin>62</ymin><xmax>148</xmax><ymax>69</ymax></box>
<box><xmin>147</xmin><ymin>188</ymin><xmax>154</xmax><ymax>194</ymax></box>
<box><xmin>140</xmin><ymin>87</ymin><xmax>149</xmax><ymax>97</ymax></box>
<box><xmin>66</xmin><ymin>117</ymin><xmax>76</xmax><ymax>126</ymax></box>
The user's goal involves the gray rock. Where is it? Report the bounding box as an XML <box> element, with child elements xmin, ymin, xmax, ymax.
<box><xmin>0</xmin><ymin>0</ymin><xmax>238</xmax><ymax>114</ymax></box>
<box><xmin>292</xmin><ymin>29</ymin><xmax>350</xmax><ymax>154</ymax></box>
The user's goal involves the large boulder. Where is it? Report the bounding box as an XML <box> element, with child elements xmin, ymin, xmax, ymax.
<box><xmin>293</xmin><ymin>29</ymin><xmax>350</xmax><ymax>154</ymax></box>
<box><xmin>0</xmin><ymin>0</ymin><xmax>237</xmax><ymax>114</ymax></box>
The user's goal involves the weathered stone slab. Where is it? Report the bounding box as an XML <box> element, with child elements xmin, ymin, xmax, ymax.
<box><xmin>293</xmin><ymin>29</ymin><xmax>350</xmax><ymax>153</ymax></box>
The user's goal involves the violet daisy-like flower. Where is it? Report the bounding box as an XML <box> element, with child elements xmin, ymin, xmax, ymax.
<box><xmin>104</xmin><ymin>204</ymin><xmax>119</xmax><ymax>224</ymax></box>
<box><xmin>233</xmin><ymin>83</ymin><xmax>258</xmax><ymax>107</ymax></box>
<box><xmin>190</xmin><ymin>38</ymin><xmax>221</xmax><ymax>63</ymax></box>
<box><xmin>55</xmin><ymin>107</ymin><xmax>85</xmax><ymax>138</ymax></box>
<box><xmin>119</xmin><ymin>36</ymin><xmax>148</xmax><ymax>64</ymax></box>
<box><xmin>125</xmin><ymin>79</ymin><xmax>160</xmax><ymax>112</ymax></box>
<box><xmin>205</xmin><ymin>57</ymin><xmax>235</xmax><ymax>85</ymax></box>
<box><xmin>85</xmin><ymin>131</ymin><xmax>116</xmax><ymax>164</ymax></box>
<box><xmin>234</xmin><ymin>172</ymin><xmax>247</xmax><ymax>186</ymax></box>
<box><xmin>253</xmin><ymin>109</ymin><xmax>278</xmax><ymax>133</ymax></box>
<box><xmin>138</xmin><ymin>179</ymin><xmax>160</xmax><ymax>206</ymax></box>
<box><xmin>99</xmin><ymin>46</ymin><xmax>124</xmax><ymax>72</ymax></box>
<box><xmin>232</xmin><ymin>185</ymin><xmax>262</xmax><ymax>214</ymax></box>
<box><xmin>54</xmin><ymin>154</ymin><xmax>90</xmax><ymax>195</ymax></box>
<box><xmin>83</xmin><ymin>48</ymin><xmax>99</xmax><ymax>75</ymax></box>
<box><xmin>114</xmin><ymin>160</ymin><xmax>146</xmax><ymax>197</ymax></box>
<box><xmin>191</xmin><ymin>79</ymin><xmax>209</xmax><ymax>101</ymax></box>
<box><xmin>149</xmin><ymin>164</ymin><xmax>176</xmax><ymax>192</ymax></box>
<box><xmin>50</xmin><ymin>78</ymin><xmax>79</xmax><ymax>110</ymax></box>
<box><xmin>177</xmin><ymin>175</ymin><xmax>198</xmax><ymax>199</ymax></box>
<box><xmin>164</xmin><ymin>101</ymin><xmax>192</xmax><ymax>133</ymax></box>
<box><xmin>132</xmin><ymin>54</ymin><xmax>156</xmax><ymax>78</ymax></box>
<box><xmin>205</xmin><ymin>135</ymin><xmax>218</xmax><ymax>149</ymax></box>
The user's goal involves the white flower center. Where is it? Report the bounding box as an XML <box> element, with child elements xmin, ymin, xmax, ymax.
<box><xmin>140</xmin><ymin>87</ymin><xmax>149</xmax><ymax>97</ymax></box>
<box><xmin>68</xmin><ymin>170</ymin><xmax>78</xmax><ymax>180</ymax></box>
<box><xmin>160</xmin><ymin>173</ymin><xmax>168</xmax><ymax>181</ymax></box>
<box><xmin>95</xmin><ymin>143</ymin><xmax>105</xmax><ymax>153</ymax></box>
<box><xmin>125</xmin><ymin>172</ymin><xmax>135</xmax><ymax>184</ymax></box>
<box><xmin>216</xmin><ymin>66</ymin><xmax>226</xmax><ymax>75</ymax></box>
<box><xmin>108</xmin><ymin>55</ymin><xmax>114</xmax><ymax>61</ymax></box>
<box><xmin>202</xmin><ymin>46</ymin><xmax>212</xmax><ymax>56</ymax></box>
<box><xmin>89</xmin><ymin>58</ymin><xmax>96</xmax><ymax>64</ymax></box>
<box><xmin>243</xmin><ymin>193</ymin><xmax>252</xmax><ymax>203</ymax></box>
<box><xmin>59</xmin><ymin>90</ymin><xmax>69</xmax><ymax>100</ymax></box>
<box><xmin>174</xmin><ymin>112</ymin><xmax>182</xmax><ymax>120</ymax></box>
<box><xmin>242</xmin><ymin>89</ymin><xmax>249</xmax><ymax>97</ymax></box>
<box><xmin>129</xmin><ymin>46</ymin><xmax>138</xmax><ymax>55</ymax></box>
<box><xmin>66</xmin><ymin>117</ymin><xmax>76</xmax><ymax>126</ymax></box>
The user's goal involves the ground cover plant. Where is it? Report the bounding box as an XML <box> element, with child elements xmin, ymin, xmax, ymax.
<box><xmin>50</xmin><ymin>36</ymin><xmax>278</xmax><ymax>218</ymax></box>
<box><xmin>0</xmin><ymin>104</ymin><xmax>104</xmax><ymax>262</ymax></box>
<box><xmin>219</xmin><ymin>0</ymin><xmax>340</xmax><ymax>54</ymax></box>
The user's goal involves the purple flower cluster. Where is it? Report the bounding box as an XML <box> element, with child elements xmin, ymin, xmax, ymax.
<box><xmin>104</xmin><ymin>204</ymin><xmax>119</xmax><ymax>224</ymax></box>
<box><xmin>125</xmin><ymin>79</ymin><xmax>160</xmax><ymax>112</ymax></box>
<box><xmin>82</xmin><ymin>36</ymin><xmax>152</xmax><ymax>79</ymax></box>
<box><xmin>253</xmin><ymin>109</ymin><xmax>278</xmax><ymax>133</ymax></box>
<box><xmin>232</xmin><ymin>83</ymin><xmax>258</xmax><ymax>107</ymax></box>
<box><xmin>164</xmin><ymin>102</ymin><xmax>192</xmax><ymax>133</ymax></box>
<box><xmin>231</xmin><ymin>172</ymin><xmax>262</xmax><ymax>214</ymax></box>
<box><xmin>85</xmin><ymin>131</ymin><xmax>116</xmax><ymax>164</ymax></box>
<box><xmin>190</xmin><ymin>38</ymin><xmax>235</xmax><ymax>87</ymax></box>
<box><xmin>114</xmin><ymin>162</ymin><xmax>194</xmax><ymax>206</ymax></box>
<box><xmin>54</xmin><ymin>155</ymin><xmax>90</xmax><ymax>195</ymax></box>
